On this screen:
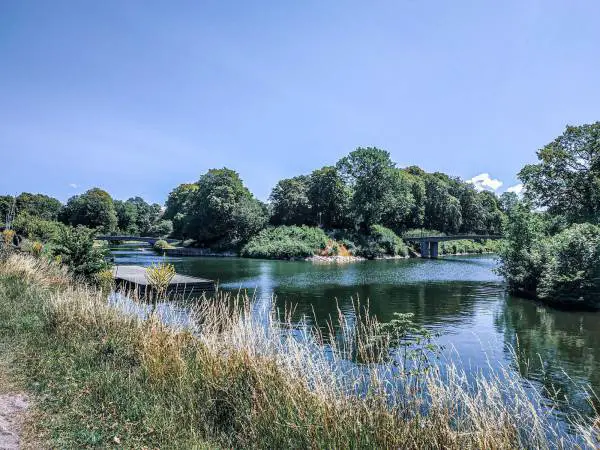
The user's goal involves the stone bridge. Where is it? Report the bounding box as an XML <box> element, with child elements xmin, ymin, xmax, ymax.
<box><xmin>404</xmin><ymin>234</ymin><xmax>503</xmax><ymax>258</ymax></box>
<box><xmin>96</xmin><ymin>235</ymin><xmax>179</xmax><ymax>246</ymax></box>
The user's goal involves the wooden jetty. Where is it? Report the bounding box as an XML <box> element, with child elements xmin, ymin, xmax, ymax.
<box><xmin>113</xmin><ymin>265</ymin><xmax>215</xmax><ymax>299</ymax></box>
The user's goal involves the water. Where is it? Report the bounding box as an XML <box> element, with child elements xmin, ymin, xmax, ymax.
<box><xmin>113</xmin><ymin>246</ymin><xmax>600</xmax><ymax>420</ymax></box>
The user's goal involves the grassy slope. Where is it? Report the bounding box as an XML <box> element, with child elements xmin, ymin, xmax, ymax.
<box><xmin>0</xmin><ymin>253</ymin><xmax>597</xmax><ymax>449</ymax></box>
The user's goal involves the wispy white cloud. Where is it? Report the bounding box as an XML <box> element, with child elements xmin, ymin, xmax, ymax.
<box><xmin>68</xmin><ymin>183</ymin><xmax>78</xmax><ymax>189</ymax></box>
<box><xmin>467</xmin><ymin>173</ymin><xmax>503</xmax><ymax>192</ymax></box>
<box><xmin>506</xmin><ymin>183</ymin><xmax>524</xmax><ymax>195</ymax></box>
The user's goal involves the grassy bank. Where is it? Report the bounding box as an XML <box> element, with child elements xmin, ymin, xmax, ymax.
<box><xmin>0</xmin><ymin>253</ymin><xmax>597</xmax><ymax>448</ymax></box>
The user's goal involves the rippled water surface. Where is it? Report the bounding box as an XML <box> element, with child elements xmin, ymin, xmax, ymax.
<box><xmin>113</xmin><ymin>246</ymin><xmax>600</xmax><ymax>419</ymax></box>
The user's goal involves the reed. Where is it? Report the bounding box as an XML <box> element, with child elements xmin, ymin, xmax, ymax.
<box><xmin>0</xmin><ymin>253</ymin><xmax>598</xmax><ymax>448</ymax></box>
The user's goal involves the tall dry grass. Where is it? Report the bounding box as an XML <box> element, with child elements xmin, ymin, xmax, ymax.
<box><xmin>1</xmin><ymin>252</ymin><xmax>598</xmax><ymax>448</ymax></box>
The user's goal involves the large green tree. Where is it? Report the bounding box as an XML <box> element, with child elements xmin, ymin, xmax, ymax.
<box><xmin>15</xmin><ymin>193</ymin><xmax>62</xmax><ymax>221</ymax></box>
<box><xmin>184</xmin><ymin>168</ymin><xmax>268</xmax><ymax>248</ymax></box>
<box><xmin>60</xmin><ymin>188</ymin><xmax>118</xmax><ymax>233</ymax></box>
<box><xmin>336</xmin><ymin>147</ymin><xmax>396</xmax><ymax>229</ymax></box>
<box><xmin>519</xmin><ymin>122</ymin><xmax>600</xmax><ymax>223</ymax></box>
<box><xmin>270</xmin><ymin>176</ymin><xmax>313</xmax><ymax>226</ymax></box>
<box><xmin>307</xmin><ymin>166</ymin><xmax>351</xmax><ymax>229</ymax></box>
<box><xmin>125</xmin><ymin>197</ymin><xmax>162</xmax><ymax>235</ymax></box>
<box><xmin>380</xmin><ymin>168</ymin><xmax>416</xmax><ymax>232</ymax></box>
<box><xmin>163</xmin><ymin>183</ymin><xmax>198</xmax><ymax>220</ymax></box>
<box><xmin>423</xmin><ymin>175</ymin><xmax>462</xmax><ymax>233</ymax></box>
<box><xmin>114</xmin><ymin>200</ymin><xmax>139</xmax><ymax>234</ymax></box>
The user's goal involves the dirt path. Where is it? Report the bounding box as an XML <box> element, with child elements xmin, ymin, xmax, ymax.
<box><xmin>0</xmin><ymin>394</ymin><xmax>28</xmax><ymax>450</ymax></box>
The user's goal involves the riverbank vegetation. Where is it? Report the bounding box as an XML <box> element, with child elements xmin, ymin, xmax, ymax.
<box><xmin>2</xmin><ymin>147</ymin><xmax>507</xmax><ymax>260</ymax></box>
<box><xmin>0</xmin><ymin>252</ymin><xmax>597</xmax><ymax>448</ymax></box>
<box><xmin>161</xmin><ymin>148</ymin><xmax>505</xmax><ymax>257</ymax></box>
<box><xmin>497</xmin><ymin>122</ymin><xmax>600</xmax><ymax>309</ymax></box>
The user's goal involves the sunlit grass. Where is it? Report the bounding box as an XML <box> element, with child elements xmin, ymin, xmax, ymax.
<box><xmin>0</xmin><ymin>253</ymin><xmax>598</xmax><ymax>448</ymax></box>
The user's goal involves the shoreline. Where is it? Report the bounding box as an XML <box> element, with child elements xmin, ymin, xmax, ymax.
<box><xmin>159</xmin><ymin>246</ymin><xmax>496</xmax><ymax>262</ymax></box>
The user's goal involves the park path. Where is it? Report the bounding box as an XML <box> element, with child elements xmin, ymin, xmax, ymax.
<box><xmin>0</xmin><ymin>393</ymin><xmax>28</xmax><ymax>450</ymax></box>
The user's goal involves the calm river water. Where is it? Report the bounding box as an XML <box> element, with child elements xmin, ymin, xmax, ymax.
<box><xmin>113</xmin><ymin>246</ymin><xmax>600</xmax><ymax>419</ymax></box>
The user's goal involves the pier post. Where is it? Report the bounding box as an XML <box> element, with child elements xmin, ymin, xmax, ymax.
<box><xmin>420</xmin><ymin>240</ymin><xmax>430</xmax><ymax>258</ymax></box>
<box><xmin>430</xmin><ymin>241</ymin><xmax>439</xmax><ymax>258</ymax></box>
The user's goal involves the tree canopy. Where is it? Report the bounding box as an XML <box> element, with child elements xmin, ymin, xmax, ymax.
<box><xmin>60</xmin><ymin>188</ymin><xmax>118</xmax><ymax>233</ymax></box>
<box><xmin>180</xmin><ymin>168</ymin><xmax>268</xmax><ymax>248</ymax></box>
<box><xmin>519</xmin><ymin>122</ymin><xmax>600</xmax><ymax>224</ymax></box>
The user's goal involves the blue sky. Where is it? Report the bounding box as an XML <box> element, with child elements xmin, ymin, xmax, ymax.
<box><xmin>1</xmin><ymin>1</ymin><xmax>599</xmax><ymax>203</ymax></box>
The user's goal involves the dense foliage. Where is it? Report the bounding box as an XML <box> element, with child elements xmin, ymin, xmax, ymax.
<box><xmin>169</xmin><ymin>169</ymin><xmax>268</xmax><ymax>250</ymax></box>
<box><xmin>60</xmin><ymin>188</ymin><xmax>118</xmax><ymax>233</ymax></box>
<box><xmin>266</xmin><ymin>147</ymin><xmax>503</xmax><ymax>235</ymax></box>
<box><xmin>5</xmin><ymin>146</ymin><xmax>507</xmax><ymax>257</ymax></box>
<box><xmin>51</xmin><ymin>225</ymin><xmax>110</xmax><ymax>282</ymax></box>
<box><xmin>12</xmin><ymin>213</ymin><xmax>65</xmax><ymax>242</ymax></box>
<box><xmin>497</xmin><ymin>122</ymin><xmax>600</xmax><ymax>309</ymax></box>
<box><xmin>355</xmin><ymin>225</ymin><xmax>409</xmax><ymax>258</ymax></box>
<box><xmin>114</xmin><ymin>196</ymin><xmax>171</xmax><ymax>237</ymax></box>
<box><xmin>519</xmin><ymin>122</ymin><xmax>600</xmax><ymax>224</ymax></box>
<box><xmin>241</xmin><ymin>226</ymin><xmax>329</xmax><ymax>259</ymax></box>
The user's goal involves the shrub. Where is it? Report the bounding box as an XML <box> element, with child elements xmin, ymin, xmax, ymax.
<box><xmin>51</xmin><ymin>226</ymin><xmax>110</xmax><ymax>282</ymax></box>
<box><xmin>153</xmin><ymin>239</ymin><xmax>173</xmax><ymax>252</ymax></box>
<box><xmin>354</xmin><ymin>225</ymin><xmax>408</xmax><ymax>258</ymax></box>
<box><xmin>439</xmin><ymin>239</ymin><xmax>499</xmax><ymax>255</ymax></box>
<box><xmin>537</xmin><ymin>223</ymin><xmax>600</xmax><ymax>308</ymax></box>
<box><xmin>496</xmin><ymin>203</ymin><xmax>548</xmax><ymax>296</ymax></box>
<box><xmin>95</xmin><ymin>268</ymin><xmax>115</xmax><ymax>293</ymax></box>
<box><xmin>241</xmin><ymin>226</ymin><xmax>329</xmax><ymax>259</ymax></box>
<box><xmin>2</xmin><ymin>229</ymin><xmax>15</xmax><ymax>246</ymax></box>
<box><xmin>12</xmin><ymin>213</ymin><xmax>64</xmax><ymax>242</ymax></box>
<box><xmin>31</xmin><ymin>241</ymin><xmax>44</xmax><ymax>257</ymax></box>
<box><xmin>145</xmin><ymin>262</ymin><xmax>176</xmax><ymax>298</ymax></box>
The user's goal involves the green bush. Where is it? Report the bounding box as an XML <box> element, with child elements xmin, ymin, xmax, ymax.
<box><xmin>153</xmin><ymin>239</ymin><xmax>173</xmax><ymax>252</ymax></box>
<box><xmin>439</xmin><ymin>239</ymin><xmax>499</xmax><ymax>255</ymax></box>
<box><xmin>354</xmin><ymin>225</ymin><xmax>408</xmax><ymax>258</ymax></box>
<box><xmin>12</xmin><ymin>213</ymin><xmax>65</xmax><ymax>243</ymax></box>
<box><xmin>241</xmin><ymin>226</ymin><xmax>329</xmax><ymax>259</ymax></box>
<box><xmin>496</xmin><ymin>203</ymin><xmax>548</xmax><ymax>296</ymax></box>
<box><xmin>51</xmin><ymin>226</ymin><xmax>110</xmax><ymax>282</ymax></box>
<box><xmin>537</xmin><ymin>223</ymin><xmax>600</xmax><ymax>308</ymax></box>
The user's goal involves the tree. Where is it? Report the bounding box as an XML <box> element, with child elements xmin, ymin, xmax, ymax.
<box><xmin>519</xmin><ymin>122</ymin><xmax>600</xmax><ymax>223</ymax></box>
<box><xmin>307</xmin><ymin>166</ymin><xmax>351</xmax><ymax>229</ymax></box>
<box><xmin>114</xmin><ymin>200</ymin><xmax>139</xmax><ymax>234</ymax></box>
<box><xmin>0</xmin><ymin>195</ymin><xmax>14</xmax><ymax>225</ymax></box>
<box><xmin>478</xmin><ymin>190</ymin><xmax>504</xmax><ymax>234</ymax></box>
<box><xmin>336</xmin><ymin>147</ymin><xmax>396</xmax><ymax>229</ymax></box>
<box><xmin>380</xmin><ymin>168</ymin><xmax>416</xmax><ymax>232</ymax></box>
<box><xmin>404</xmin><ymin>170</ymin><xmax>426</xmax><ymax>228</ymax></box>
<box><xmin>60</xmin><ymin>188</ymin><xmax>118</xmax><ymax>232</ymax></box>
<box><xmin>537</xmin><ymin>223</ymin><xmax>600</xmax><ymax>308</ymax></box>
<box><xmin>499</xmin><ymin>192</ymin><xmax>519</xmax><ymax>213</ymax></box>
<box><xmin>125</xmin><ymin>197</ymin><xmax>161</xmax><ymax>236</ymax></box>
<box><xmin>457</xmin><ymin>185</ymin><xmax>485</xmax><ymax>233</ymax></box>
<box><xmin>147</xmin><ymin>219</ymin><xmax>174</xmax><ymax>238</ymax></box>
<box><xmin>496</xmin><ymin>202</ymin><xmax>547</xmax><ymax>295</ymax></box>
<box><xmin>423</xmin><ymin>175</ymin><xmax>462</xmax><ymax>233</ymax></box>
<box><xmin>270</xmin><ymin>176</ymin><xmax>313</xmax><ymax>226</ymax></box>
<box><xmin>164</xmin><ymin>183</ymin><xmax>198</xmax><ymax>220</ymax></box>
<box><xmin>231</xmin><ymin>196</ymin><xmax>269</xmax><ymax>243</ymax></box>
<box><xmin>15</xmin><ymin>193</ymin><xmax>62</xmax><ymax>221</ymax></box>
<box><xmin>12</xmin><ymin>213</ymin><xmax>64</xmax><ymax>242</ymax></box>
<box><xmin>184</xmin><ymin>168</ymin><xmax>267</xmax><ymax>248</ymax></box>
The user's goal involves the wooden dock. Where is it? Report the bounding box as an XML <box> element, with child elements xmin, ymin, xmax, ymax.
<box><xmin>113</xmin><ymin>265</ymin><xmax>215</xmax><ymax>298</ymax></box>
